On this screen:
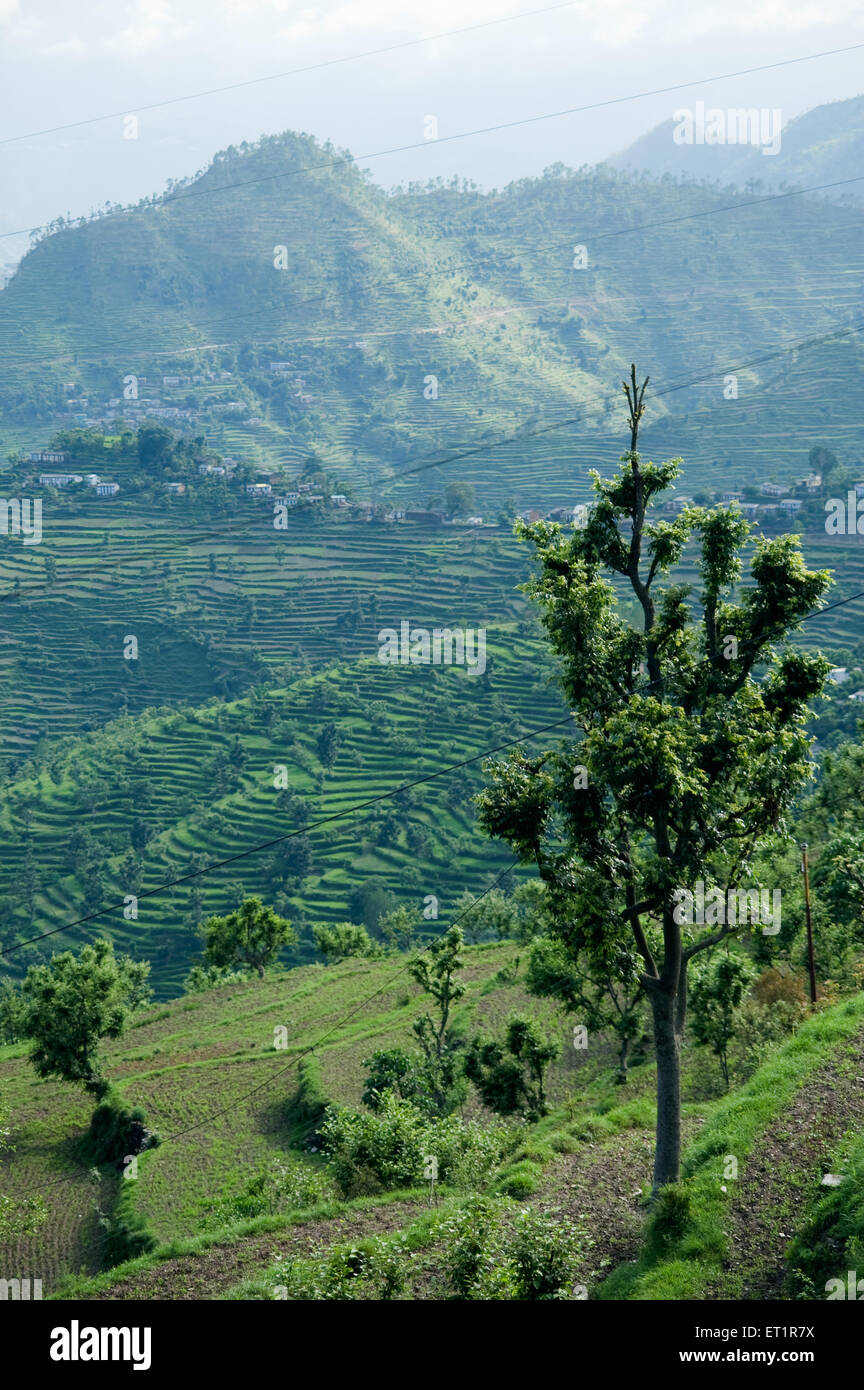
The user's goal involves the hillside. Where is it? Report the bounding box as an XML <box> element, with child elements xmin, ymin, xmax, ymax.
<box><xmin>3</xmin><ymin>940</ymin><xmax>863</xmax><ymax>1302</ymax></box>
<box><xmin>1</xmin><ymin>128</ymin><xmax>864</xmax><ymax>509</ymax></box>
<box><xmin>609</xmin><ymin>93</ymin><xmax>864</xmax><ymax>197</ymax></box>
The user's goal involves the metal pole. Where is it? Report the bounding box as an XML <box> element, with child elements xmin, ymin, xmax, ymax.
<box><xmin>801</xmin><ymin>842</ymin><xmax>817</xmax><ymax>1005</ymax></box>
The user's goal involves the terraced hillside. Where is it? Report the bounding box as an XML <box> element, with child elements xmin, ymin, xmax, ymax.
<box><xmin>2</xmin><ymin>127</ymin><xmax>864</xmax><ymax>509</ymax></box>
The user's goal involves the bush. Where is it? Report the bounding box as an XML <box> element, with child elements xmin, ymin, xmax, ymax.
<box><xmin>440</xmin><ymin>1201</ymin><xmax>584</xmax><ymax>1300</ymax></box>
<box><xmin>204</xmin><ymin>1158</ymin><xmax>333</xmax><ymax>1227</ymax></box>
<box><xmin>99</xmin><ymin>1180</ymin><xmax>156</xmax><ymax>1267</ymax></box>
<box><xmin>509</xmin><ymin>1208</ymin><xmax>584</xmax><ymax>1299</ymax></box>
<box><xmin>647</xmin><ymin>1184</ymin><xmax>692</xmax><ymax>1255</ymax></box>
<box><xmin>320</xmin><ymin>1094</ymin><xmax>513</xmax><ymax>1197</ymax></box>
<box><xmin>272</xmin><ymin>1236</ymin><xmax>410</xmax><ymax>1301</ymax></box>
<box><xmin>184</xmin><ymin>963</ymin><xmax>252</xmax><ymax>993</ymax></box>
<box><xmin>84</xmin><ymin>1089</ymin><xmax>160</xmax><ymax>1168</ymax></box>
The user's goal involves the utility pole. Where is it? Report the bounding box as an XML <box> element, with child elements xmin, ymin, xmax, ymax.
<box><xmin>801</xmin><ymin>842</ymin><xmax>817</xmax><ymax>1005</ymax></box>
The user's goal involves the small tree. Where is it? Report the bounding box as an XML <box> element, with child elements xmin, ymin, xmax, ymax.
<box><xmin>313</xmin><ymin>921</ymin><xmax>378</xmax><ymax>962</ymax></box>
<box><xmin>527</xmin><ymin>935</ymin><xmax>644</xmax><ymax>1084</ymax></box>
<box><xmin>689</xmin><ymin>950</ymin><xmax>756</xmax><ymax>1089</ymax></box>
<box><xmin>409</xmin><ymin>925</ymin><xmax>467</xmax><ymax>1114</ymax></box>
<box><xmin>20</xmin><ymin>939</ymin><xmax>145</xmax><ymax>1097</ymax></box>
<box><xmin>201</xmin><ymin>896</ymin><xmax>295</xmax><ymax>978</ymax></box>
<box><xmin>465</xmin><ymin>1015</ymin><xmax>558</xmax><ymax>1120</ymax></box>
<box><xmin>477</xmin><ymin>367</ymin><xmax>832</xmax><ymax>1191</ymax></box>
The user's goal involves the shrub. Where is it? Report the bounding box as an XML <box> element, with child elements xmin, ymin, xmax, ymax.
<box><xmin>204</xmin><ymin>1158</ymin><xmax>333</xmax><ymax>1227</ymax></box>
<box><xmin>509</xmin><ymin>1209</ymin><xmax>584</xmax><ymax>1299</ymax></box>
<box><xmin>84</xmin><ymin>1089</ymin><xmax>160</xmax><ymax>1168</ymax></box>
<box><xmin>320</xmin><ymin>1094</ymin><xmax>512</xmax><ymax>1197</ymax></box>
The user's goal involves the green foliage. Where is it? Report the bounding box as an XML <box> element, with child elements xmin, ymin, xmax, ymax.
<box><xmin>204</xmin><ymin>1158</ymin><xmax>335</xmax><ymax>1228</ymax></box>
<box><xmin>408</xmin><ymin>925</ymin><xmax>468</xmax><ymax>1115</ymax></box>
<box><xmin>785</xmin><ymin>1134</ymin><xmax>864</xmax><ymax>1298</ymax></box>
<box><xmin>271</xmin><ymin>1235</ymin><xmax>410</xmax><ymax>1301</ymax></box>
<box><xmin>464</xmin><ymin>1014</ymin><xmax>558</xmax><ymax>1120</ymax></box>
<box><xmin>689</xmin><ymin>950</ymin><xmax>757</xmax><ymax>1089</ymax></box>
<box><xmin>312</xmin><ymin>921</ymin><xmax>379</xmax><ymax>962</ymax></box>
<box><xmin>440</xmin><ymin>1200</ymin><xmax>584</xmax><ymax>1300</ymax></box>
<box><xmin>98</xmin><ymin>1178</ymin><xmax>157</xmax><ymax>1269</ymax></box>
<box><xmin>84</xmin><ymin>1087</ymin><xmax>160</xmax><ymax>1167</ymax></box>
<box><xmin>20</xmin><ymin>938</ymin><xmax>146</xmax><ymax>1096</ymax></box>
<box><xmin>0</xmin><ymin>977</ymin><xmax>27</xmax><ymax>1043</ymax></box>
<box><xmin>200</xmin><ymin>896</ymin><xmax>295</xmax><ymax>978</ymax></box>
<box><xmin>476</xmin><ymin>390</ymin><xmax>834</xmax><ymax>1189</ymax></box>
<box><xmin>183</xmin><ymin>962</ymin><xmax>253</xmax><ymax>993</ymax></box>
<box><xmin>0</xmin><ymin>1089</ymin><xmax>47</xmax><ymax>1239</ymax></box>
<box><xmin>319</xmin><ymin>1092</ymin><xmax>510</xmax><ymax>1197</ymax></box>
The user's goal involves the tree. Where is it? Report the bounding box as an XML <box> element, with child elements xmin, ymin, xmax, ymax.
<box><xmin>377</xmin><ymin>904</ymin><xmax>420</xmax><ymax>951</ymax></box>
<box><xmin>316</xmin><ymin>721</ymin><xmax>341</xmax><ymax>771</ymax></box>
<box><xmin>313</xmin><ymin>921</ymin><xmax>379</xmax><ymax>962</ymax></box>
<box><xmin>349</xmin><ymin>878</ymin><xmax>395</xmax><ymax>933</ymax></box>
<box><xmin>476</xmin><ymin>366</ymin><xmax>832</xmax><ymax>1192</ymax></box>
<box><xmin>444</xmin><ymin>481</ymin><xmax>477</xmax><ymax>519</ymax></box>
<box><xmin>201</xmin><ymin>896</ymin><xmax>295</xmax><ymax>978</ymax></box>
<box><xmin>464</xmin><ymin>1015</ymin><xmax>558</xmax><ymax>1120</ymax></box>
<box><xmin>409</xmin><ymin>925</ymin><xmax>467</xmax><ymax>1114</ymax></box>
<box><xmin>689</xmin><ymin>950</ymin><xmax>756</xmax><ymax>1089</ymax></box>
<box><xmin>20</xmin><ymin>939</ymin><xmax>146</xmax><ymax>1097</ymax></box>
<box><xmin>526</xmin><ymin>934</ymin><xmax>644</xmax><ymax>1084</ymax></box>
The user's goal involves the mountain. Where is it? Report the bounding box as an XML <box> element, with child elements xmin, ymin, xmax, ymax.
<box><xmin>608</xmin><ymin>94</ymin><xmax>864</xmax><ymax>200</ymax></box>
<box><xmin>1</xmin><ymin>127</ymin><xmax>864</xmax><ymax>510</ymax></box>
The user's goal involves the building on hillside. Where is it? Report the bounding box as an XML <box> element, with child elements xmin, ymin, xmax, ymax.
<box><xmin>518</xmin><ymin>509</ymin><xmax>545</xmax><ymax>523</ymax></box>
<box><xmin>330</xmin><ymin>494</ymin><xmax>348</xmax><ymax>507</ymax></box>
<box><xmin>848</xmin><ymin>690</ymin><xmax>864</xmax><ymax>704</ymax></box>
<box><xmin>800</xmin><ymin>473</ymin><xmax>823</xmax><ymax>493</ymax></box>
<box><xmin>828</xmin><ymin>667</ymin><xmax>850</xmax><ymax>685</ymax></box>
<box><xmin>671</xmin><ymin>495</ymin><xmax>693</xmax><ymax>513</ymax></box>
<box><xmin>30</xmin><ymin>449</ymin><xmax>70</xmax><ymax>465</ymax></box>
<box><xmin>39</xmin><ymin>473</ymin><xmax>82</xmax><ymax>488</ymax></box>
<box><xmin>404</xmin><ymin>509</ymin><xmax>444</xmax><ymax>525</ymax></box>
<box><xmin>95</xmin><ymin>482</ymin><xmax>120</xmax><ymax>497</ymax></box>
<box><xmin>720</xmin><ymin>490</ymin><xmax>743</xmax><ymax>503</ymax></box>
<box><xmin>778</xmin><ymin>498</ymin><xmax>803</xmax><ymax>516</ymax></box>
<box><xmin>245</xmin><ymin>482</ymin><xmax>272</xmax><ymax>496</ymax></box>
<box><xmin>761</xmin><ymin>482</ymin><xmax>786</xmax><ymax>497</ymax></box>
<box><xmin>165</xmin><ymin>482</ymin><xmax>186</xmax><ymax>495</ymax></box>
<box><xmin>274</xmin><ymin>492</ymin><xmax>300</xmax><ymax>507</ymax></box>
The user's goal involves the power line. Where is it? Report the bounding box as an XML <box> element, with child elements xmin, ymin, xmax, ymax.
<box><xmin>2</xmin><ymin>184</ymin><xmax>861</xmax><ymax>376</ymax></box>
<box><xmin>2</xmin><ymin>314</ymin><xmax>861</xmax><ymax>607</ymax></box>
<box><xmin>0</xmin><ymin>714</ymin><xmax>573</xmax><ymax>959</ymax></box>
<box><xmin>4</xmin><ymin>39</ymin><xmax>864</xmax><ymax>243</ymax></box>
<box><xmin>0</xmin><ymin>2</ymin><xmax>578</xmax><ymax>147</ymax></box>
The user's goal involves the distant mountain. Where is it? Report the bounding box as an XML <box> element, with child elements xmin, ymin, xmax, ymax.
<box><xmin>607</xmin><ymin>94</ymin><xmax>864</xmax><ymax>201</ymax></box>
<box><xmin>1</xmin><ymin>125</ymin><xmax>864</xmax><ymax>507</ymax></box>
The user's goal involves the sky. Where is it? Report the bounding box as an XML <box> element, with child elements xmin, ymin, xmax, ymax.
<box><xmin>1</xmin><ymin>0</ymin><xmax>863</xmax><ymax>263</ymax></box>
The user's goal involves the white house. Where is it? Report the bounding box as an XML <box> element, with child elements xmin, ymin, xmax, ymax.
<box><xmin>778</xmin><ymin>499</ymin><xmax>803</xmax><ymax>515</ymax></box>
<box><xmin>848</xmin><ymin>690</ymin><xmax>864</xmax><ymax>704</ymax></box>
<box><xmin>95</xmin><ymin>482</ymin><xmax>120</xmax><ymax>497</ymax></box>
<box><xmin>245</xmin><ymin>482</ymin><xmax>272</xmax><ymax>496</ymax></box>
<box><xmin>165</xmin><ymin>482</ymin><xmax>185</xmax><ymax>495</ymax></box>
<box><xmin>828</xmin><ymin>667</ymin><xmax>850</xmax><ymax>685</ymax></box>
<box><xmin>330</xmin><ymin>494</ymin><xmax>348</xmax><ymax>507</ymax></box>
<box><xmin>39</xmin><ymin>473</ymin><xmax>82</xmax><ymax>488</ymax></box>
<box><xmin>30</xmin><ymin>449</ymin><xmax>69</xmax><ymax>465</ymax></box>
<box><xmin>761</xmin><ymin>482</ymin><xmax>786</xmax><ymax>497</ymax></box>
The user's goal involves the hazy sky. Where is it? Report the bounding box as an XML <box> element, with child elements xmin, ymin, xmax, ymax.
<box><xmin>2</xmin><ymin>0</ymin><xmax>863</xmax><ymax>261</ymax></box>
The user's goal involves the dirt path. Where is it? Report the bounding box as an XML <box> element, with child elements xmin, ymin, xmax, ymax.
<box><xmin>710</xmin><ymin>1029</ymin><xmax>864</xmax><ymax>1300</ymax></box>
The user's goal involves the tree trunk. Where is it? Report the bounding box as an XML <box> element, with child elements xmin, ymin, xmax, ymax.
<box><xmin>650</xmin><ymin>986</ymin><xmax>681</xmax><ymax>1192</ymax></box>
<box><xmin>616</xmin><ymin>1033</ymin><xmax>630</xmax><ymax>1084</ymax></box>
